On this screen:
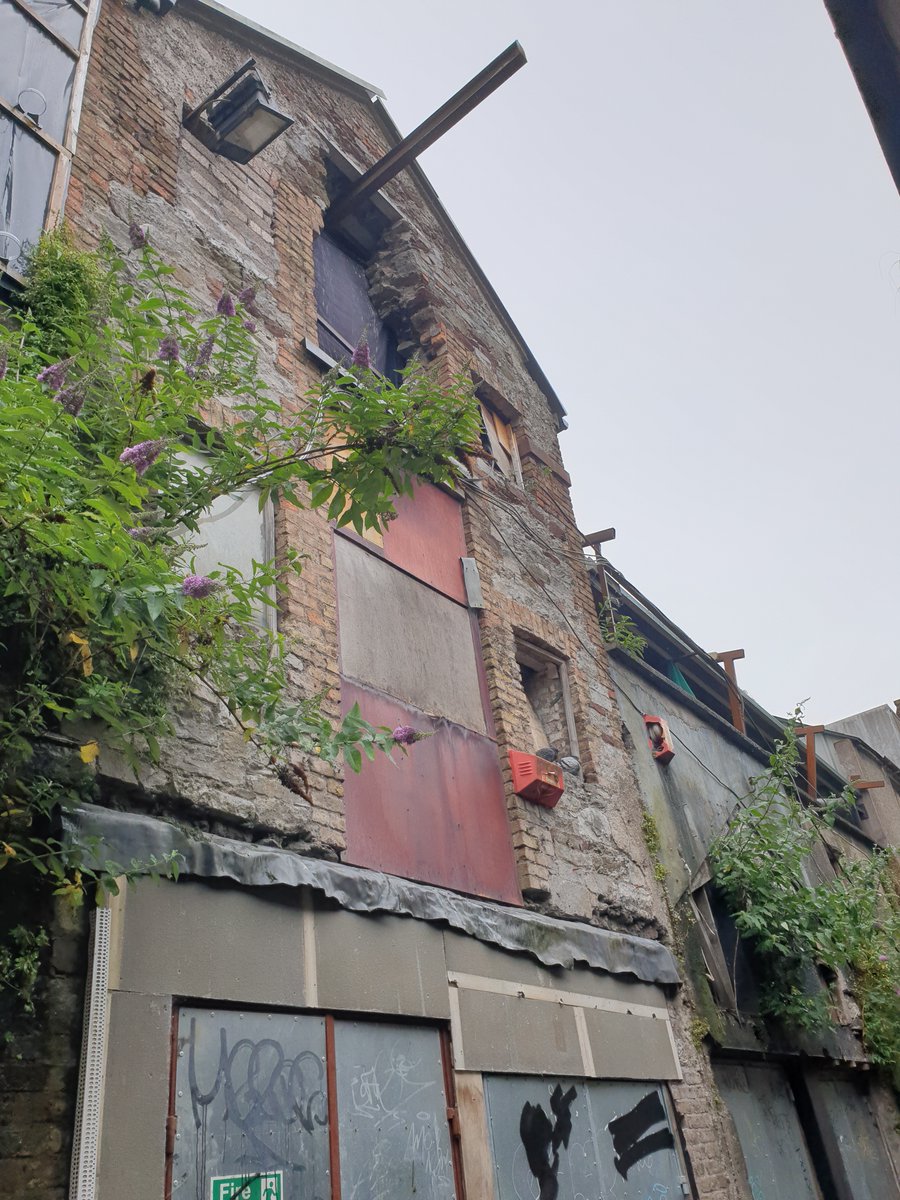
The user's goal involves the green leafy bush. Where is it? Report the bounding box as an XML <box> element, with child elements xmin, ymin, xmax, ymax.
<box><xmin>0</xmin><ymin>231</ymin><xmax>482</xmax><ymax>1010</ymax></box>
<box><xmin>709</xmin><ymin>715</ymin><xmax>900</xmax><ymax>1069</ymax></box>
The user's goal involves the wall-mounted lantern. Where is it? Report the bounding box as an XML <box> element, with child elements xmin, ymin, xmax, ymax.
<box><xmin>182</xmin><ymin>59</ymin><xmax>293</xmax><ymax>165</ymax></box>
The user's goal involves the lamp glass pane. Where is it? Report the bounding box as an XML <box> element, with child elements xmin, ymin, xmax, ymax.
<box><xmin>0</xmin><ymin>113</ymin><xmax>56</xmax><ymax>272</ymax></box>
<box><xmin>0</xmin><ymin>1</ymin><xmax>76</xmax><ymax>143</ymax></box>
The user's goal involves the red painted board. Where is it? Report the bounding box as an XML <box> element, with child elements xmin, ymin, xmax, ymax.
<box><xmin>342</xmin><ymin>680</ymin><xmax>522</xmax><ymax>905</ymax></box>
<box><xmin>381</xmin><ymin>481</ymin><xmax>468</xmax><ymax>604</ymax></box>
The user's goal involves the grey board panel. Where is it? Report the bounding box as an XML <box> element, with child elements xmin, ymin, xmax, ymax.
<box><xmin>98</xmin><ymin>991</ymin><xmax>171</xmax><ymax>1200</ymax></box>
<box><xmin>457</xmin><ymin>988</ymin><xmax>584</xmax><ymax>1076</ymax></box>
<box><xmin>335</xmin><ymin>536</ymin><xmax>487</xmax><ymax>734</ymax></box>
<box><xmin>172</xmin><ymin>1007</ymin><xmax>331</xmax><ymax>1200</ymax></box>
<box><xmin>483</xmin><ymin>1075</ymin><xmax>682</xmax><ymax>1200</ymax></box>
<box><xmin>443</xmin><ymin>928</ymin><xmax>666</xmax><ymax>1009</ymax></box>
<box><xmin>117</xmin><ymin>878</ymin><xmax>305</xmax><ymax>1006</ymax></box>
<box><xmin>315</xmin><ymin>904</ymin><xmax>450</xmax><ymax>1018</ymax></box>
<box><xmin>715</xmin><ymin>1062</ymin><xmax>820</xmax><ymax>1200</ymax></box>
<box><xmin>583</xmin><ymin>1007</ymin><xmax>678</xmax><ymax>1081</ymax></box>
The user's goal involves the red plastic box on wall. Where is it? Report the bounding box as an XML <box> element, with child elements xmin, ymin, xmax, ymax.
<box><xmin>508</xmin><ymin>750</ymin><xmax>565</xmax><ymax>808</ymax></box>
<box><xmin>643</xmin><ymin>715</ymin><xmax>675</xmax><ymax>764</ymax></box>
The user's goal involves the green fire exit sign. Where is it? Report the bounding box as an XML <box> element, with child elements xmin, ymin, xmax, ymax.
<box><xmin>210</xmin><ymin>1171</ymin><xmax>283</xmax><ymax>1200</ymax></box>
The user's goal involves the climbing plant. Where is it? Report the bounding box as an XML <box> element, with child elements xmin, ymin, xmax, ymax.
<box><xmin>0</xmin><ymin>227</ymin><xmax>482</xmax><ymax>1014</ymax></box>
<box><xmin>709</xmin><ymin>714</ymin><xmax>900</xmax><ymax>1070</ymax></box>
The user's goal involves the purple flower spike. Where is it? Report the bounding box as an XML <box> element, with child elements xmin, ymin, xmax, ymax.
<box><xmin>55</xmin><ymin>382</ymin><xmax>85</xmax><ymax>417</ymax></box>
<box><xmin>243</xmin><ymin>319</ymin><xmax>257</xmax><ymax>334</ymax></box>
<box><xmin>181</xmin><ymin>573</ymin><xmax>219</xmax><ymax>599</ymax></box>
<box><xmin>119</xmin><ymin>438</ymin><xmax>164</xmax><ymax>476</ymax></box>
<box><xmin>392</xmin><ymin>725</ymin><xmax>427</xmax><ymax>746</ymax></box>
<box><xmin>36</xmin><ymin>357</ymin><xmax>74</xmax><ymax>391</ymax></box>
<box><xmin>128</xmin><ymin>222</ymin><xmax>148</xmax><ymax>250</ymax></box>
<box><xmin>158</xmin><ymin>335</ymin><xmax>180</xmax><ymax>362</ymax></box>
<box><xmin>216</xmin><ymin>291</ymin><xmax>236</xmax><ymax>318</ymax></box>
<box><xmin>237</xmin><ymin>286</ymin><xmax>259</xmax><ymax>315</ymax></box>
<box><xmin>127</xmin><ymin>526</ymin><xmax>152</xmax><ymax>541</ymax></box>
<box><xmin>351</xmin><ymin>340</ymin><xmax>371</xmax><ymax>369</ymax></box>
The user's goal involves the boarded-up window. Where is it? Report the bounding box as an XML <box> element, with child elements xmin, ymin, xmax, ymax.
<box><xmin>483</xmin><ymin>1075</ymin><xmax>683</xmax><ymax>1200</ymax></box>
<box><xmin>313</xmin><ymin>232</ymin><xmax>403</xmax><ymax>379</ymax></box>
<box><xmin>172</xmin><ymin>1008</ymin><xmax>459</xmax><ymax>1200</ymax></box>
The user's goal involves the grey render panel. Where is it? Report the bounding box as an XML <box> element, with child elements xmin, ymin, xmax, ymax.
<box><xmin>315</xmin><ymin>904</ymin><xmax>450</xmax><ymax>1019</ymax></box>
<box><xmin>583</xmin><ymin>1008</ymin><xmax>678</xmax><ymax>1081</ymax></box>
<box><xmin>115</xmin><ymin>878</ymin><xmax>306</xmax><ymax>1005</ymax></box>
<box><xmin>335</xmin><ymin>536</ymin><xmax>487</xmax><ymax>735</ymax></box>
<box><xmin>715</xmin><ymin>1062</ymin><xmax>820</xmax><ymax>1200</ymax></box>
<box><xmin>456</xmin><ymin>989</ymin><xmax>584</xmax><ymax>1076</ymax></box>
<box><xmin>829</xmin><ymin>705</ymin><xmax>900</xmax><ymax>768</ymax></box>
<box><xmin>98</xmin><ymin>990</ymin><xmax>171</xmax><ymax>1200</ymax></box>
<box><xmin>442</xmin><ymin>929</ymin><xmax>666</xmax><ymax>1009</ymax></box>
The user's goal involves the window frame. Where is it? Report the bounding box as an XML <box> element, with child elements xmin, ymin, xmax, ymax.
<box><xmin>0</xmin><ymin>0</ymin><xmax>98</xmax><ymax>281</ymax></box>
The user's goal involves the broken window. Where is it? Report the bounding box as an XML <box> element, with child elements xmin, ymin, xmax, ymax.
<box><xmin>0</xmin><ymin>0</ymin><xmax>94</xmax><ymax>278</ymax></box>
<box><xmin>517</xmin><ymin>640</ymin><xmax>577</xmax><ymax>759</ymax></box>
<box><xmin>473</xmin><ymin>385</ymin><xmax>522</xmax><ymax>483</ymax></box>
<box><xmin>312</xmin><ymin>231</ymin><xmax>404</xmax><ymax>380</ymax></box>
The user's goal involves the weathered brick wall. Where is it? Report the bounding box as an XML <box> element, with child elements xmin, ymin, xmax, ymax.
<box><xmin>62</xmin><ymin>0</ymin><xmax>662</xmax><ymax>930</ymax></box>
<box><xmin>6</xmin><ymin>5</ymin><xmax>750</xmax><ymax>1197</ymax></box>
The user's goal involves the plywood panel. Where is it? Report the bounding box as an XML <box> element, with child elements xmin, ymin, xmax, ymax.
<box><xmin>336</xmin><ymin>536</ymin><xmax>487</xmax><ymax>734</ymax></box>
<box><xmin>342</xmin><ymin>681</ymin><xmax>521</xmax><ymax>904</ymax></box>
<box><xmin>455</xmin><ymin>989</ymin><xmax>584</xmax><ymax>1076</ymax></box>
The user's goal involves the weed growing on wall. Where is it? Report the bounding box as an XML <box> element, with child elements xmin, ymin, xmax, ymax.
<box><xmin>0</xmin><ymin>230</ymin><xmax>482</xmax><ymax>1016</ymax></box>
<box><xmin>598</xmin><ymin>598</ymin><xmax>647</xmax><ymax>659</ymax></box>
<box><xmin>709</xmin><ymin>714</ymin><xmax>900</xmax><ymax>1071</ymax></box>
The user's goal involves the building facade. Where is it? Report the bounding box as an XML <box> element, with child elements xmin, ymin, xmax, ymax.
<box><xmin>0</xmin><ymin>2</ymin><xmax>897</xmax><ymax>1199</ymax></box>
<box><xmin>594</xmin><ymin>559</ymin><xmax>900</xmax><ymax>1200</ymax></box>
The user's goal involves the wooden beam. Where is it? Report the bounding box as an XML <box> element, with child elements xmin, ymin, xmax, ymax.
<box><xmin>711</xmin><ymin>649</ymin><xmax>746</xmax><ymax>736</ymax></box>
<box><xmin>796</xmin><ymin>724</ymin><xmax>826</xmax><ymax>800</ymax></box>
<box><xmin>582</xmin><ymin>527</ymin><xmax>616</xmax><ymax>549</ymax></box>
<box><xmin>327</xmin><ymin>42</ymin><xmax>526</xmax><ymax>225</ymax></box>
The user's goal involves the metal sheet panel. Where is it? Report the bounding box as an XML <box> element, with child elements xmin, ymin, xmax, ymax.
<box><xmin>334</xmin><ymin>1020</ymin><xmax>457</xmax><ymax>1200</ymax></box>
<box><xmin>342</xmin><ymin>682</ymin><xmax>521</xmax><ymax>904</ymax></box>
<box><xmin>714</xmin><ymin>1062</ymin><xmax>821</xmax><ymax>1200</ymax></box>
<box><xmin>115</xmin><ymin>878</ymin><xmax>307</xmax><ymax>1006</ymax></box>
<box><xmin>483</xmin><ymin>1075</ymin><xmax>682</xmax><ymax>1200</ymax></box>
<box><xmin>805</xmin><ymin>1075</ymin><xmax>900</xmax><ymax>1200</ymax></box>
<box><xmin>378</xmin><ymin>481</ymin><xmax>468</xmax><ymax>604</ymax></box>
<box><xmin>336</xmin><ymin>537</ymin><xmax>487</xmax><ymax>734</ymax></box>
<box><xmin>314</xmin><ymin>904</ymin><xmax>450</xmax><ymax>1019</ymax></box>
<box><xmin>172</xmin><ymin>1008</ymin><xmax>331</xmax><ymax>1200</ymax></box>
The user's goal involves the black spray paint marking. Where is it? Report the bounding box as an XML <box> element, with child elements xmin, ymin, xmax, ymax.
<box><xmin>607</xmin><ymin>1090</ymin><xmax>675</xmax><ymax>1179</ymax></box>
<box><xmin>519</xmin><ymin>1083</ymin><xmax>577</xmax><ymax>1200</ymax></box>
<box><xmin>188</xmin><ymin>1019</ymin><xmax>328</xmax><ymax>1171</ymax></box>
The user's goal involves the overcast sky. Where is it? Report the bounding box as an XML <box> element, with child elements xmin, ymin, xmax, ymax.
<box><xmin>227</xmin><ymin>0</ymin><xmax>900</xmax><ymax>724</ymax></box>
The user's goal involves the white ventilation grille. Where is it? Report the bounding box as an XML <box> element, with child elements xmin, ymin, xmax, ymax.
<box><xmin>69</xmin><ymin>905</ymin><xmax>111</xmax><ymax>1200</ymax></box>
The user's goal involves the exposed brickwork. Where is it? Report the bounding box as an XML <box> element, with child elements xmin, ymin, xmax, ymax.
<box><xmin>3</xmin><ymin>2</ymin><xmax>756</xmax><ymax>1195</ymax></box>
